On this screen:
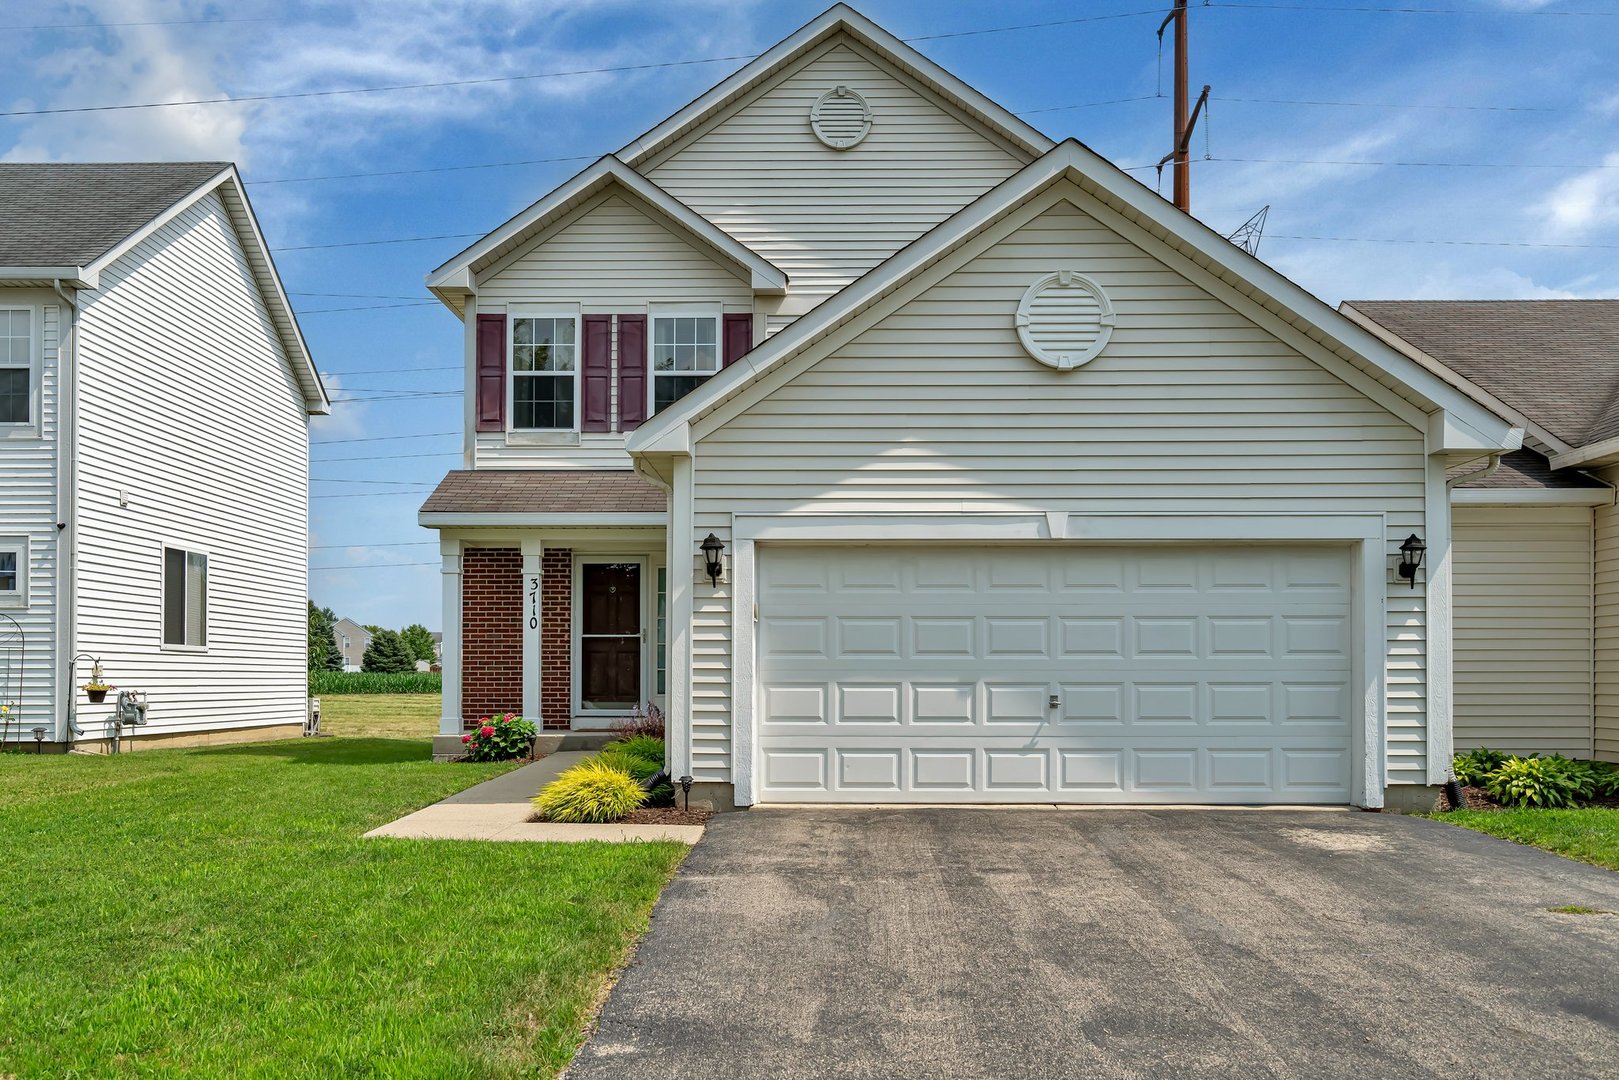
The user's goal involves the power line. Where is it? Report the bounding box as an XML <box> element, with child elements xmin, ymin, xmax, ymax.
<box><xmin>291</xmin><ymin>291</ymin><xmax>432</xmax><ymax>301</ymax></box>
<box><xmin>311</xmin><ymin>561</ymin><xmax>439</xmax><ymax>570</ymax></box>
<box><xmin>311</xmin><ymin>490</ymin><xmax>434</xmax><ymax>499</ymax></box>
<box><xmin>1211</xmin><ymin>94</ymin><xmax>1558</xmax><ymax>113</ymax></box>
<box><xmin>1211</xmin><ymin>155</ymin><xmax>1619</xmax><ymax>169</ymax></box>
<box><xmin>1267</xmin><ymin>233</ymin><xmax>1619</xmax><ymax>251</ymax></box>
<box><xmin>310</xmin><ymin>540</ymin><xmax>441</xmax><ymax>549</ymax></box>
<box><xmin>312</xmin><ymin>477</ymin><xmax>438</xmax><ymax>485</ymax></box>
<box><xmin>281</xmin><ymin>234</ymin><xmax>482</xmax><ymax>253</ymax></box>
<box><xmin>314</xmin><ymin>450</ymin><xmax>462</xmax><ymax>463</ymax></box>
<box><xmin>313</xmin><ymin>430</ymin><xmax>460</xmax><ymax>444</ymax></box>
<box><xmin>2</xmin><ymin>14</ymin><xmax>279</xmax><ymax>30</ymax></box>
<box><xmin>319</xmin><ymin>365</ymin><xmax>459</xmax><ymax>376</ymax></box>
<box><xmin>253</xmin><ymin>154</ymin><xmax>598</xmax><ymax>186</ymax></box>
<box><xmin>1014</xmin><ymin>95</ymin><xmax>1161</xmax><ymax>116</ymax></box>
<box><xmin>328</xmin><ymin>392</ymin><xmax>462</xmax><ymax>402</ymax></box>
<box><xmin>1208</xmin><ymin>2</ymin><xmax>1619</xmax><ymax>15</ymax></box>
<box><xmin>298</xmin><ymin>301</ymin><xmax>441</xmax><ymax>314</ymax></box>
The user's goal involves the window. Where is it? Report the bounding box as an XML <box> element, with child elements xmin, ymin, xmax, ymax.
<box><xmin>511</xmin><ymin>315</ymin><xmax>577</xmax><ymax>429</ymax></box>
<box><xmin>0</xmin><ymin>537</ymin><xmax>25</xmax><ymax>606</ymax></box>
<box><xmin>0</xmin><ymin>308</ymin><xmax>32</xmax><ymax>424</ymax></box>
<box><xmin>656</xmin><ymin>566</ymin><xmax>667</xmax><ymax>697</ymax></box>
<box><xmin>651</xmin><ymin>311</ymin><xmax>719</xmax><ymax>414</ymax></box>
<box><xmin>163</xmin><ymin>546</ymin><xmax>207</xmax><ymax>647</ymax></box>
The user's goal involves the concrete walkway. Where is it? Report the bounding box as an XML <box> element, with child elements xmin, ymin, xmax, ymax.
<box><xmin>364</xmin><ymin>752</ymin><xmax>704</xmax><ymax>843</ymax></box>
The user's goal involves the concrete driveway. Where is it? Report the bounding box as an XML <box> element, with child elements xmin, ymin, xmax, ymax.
<box><xmin>569</xmin><ymin>809</ymin><xmax>1619</xmax><ymax>1079</ymax></box>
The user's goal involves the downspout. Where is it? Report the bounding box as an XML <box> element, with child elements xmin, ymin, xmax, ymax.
<box><xmin>51</xmin><ymin>279</ymin><xmax>81</xmax><ymax>748</ymax></box>
<box><xmin>1445</xmin><ymin>452</ymin><xmax>1501</xmax><ymax>492</ymax></box>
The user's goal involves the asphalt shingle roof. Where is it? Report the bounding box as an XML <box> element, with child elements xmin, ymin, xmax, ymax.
<box><xmin>421</xmin><ymin>470</ymin><xmax>667</xmax><ymax>515</ymax></box>
<box><xmin>0</xmin><ymin>162</ymin><xmax>230</xmax><ymax>268</ymax></box>
<box><xmin>1447</xmin><ymin>448</ymin><xmax>1607</xmax><ymax>490</ymax></box>
<box><xmin>1348</xmin><ymin>300</ymin><xmax>1619</xmax><ymax>447</ymax></box>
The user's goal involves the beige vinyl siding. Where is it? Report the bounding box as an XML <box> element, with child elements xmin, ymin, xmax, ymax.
<box><xmin>475</xmin><ymin>190</ymin><xmax>754</xmax><ymax>469</ymax></box>
<box><xmin>1595</xmin><ymin>469</ymin><xmax>1619</xmax><ymax>761</ymax></box>
<box><xmin>1453</xmin><ymin>505</ymin><xmax>1594</xmax><ymax>757</ymax></box>
<box><xmin>645</xmin><ymin>36</ymin><xmax>1028</xmax><ymax>328</ymax></box>
<box><xmin>685</xmin><ymin>190</ymin><xmax>1427</xmax><ymax>786</ymax></box>
<box><xmin>0</xmin><ymin>290</ymin><xmax>58</xmax><ymax>738</ymax></box>
<box><xmin>73</xmin><ymin>190</ymin><xmax>309</xmax><ymax>740</ymax></box>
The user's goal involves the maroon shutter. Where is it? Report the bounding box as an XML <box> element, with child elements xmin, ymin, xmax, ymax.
<box><xmin>617</xmin><ymin>314</ymin><xmax>648</xmax><ymax>431</ymax></box>
<box><xmin>581</xmin><ymin>314</ymin><xmax>612</xmax><ymax>432</ymax></box>
<box><xmin>722</xmin><ymin>313</ymin><xmax>753</xmax><ymax>368</ymax></box>
<box><xmin>475</xmin><ymin>313</ymin><xmax>506</xmax><ymax>431</ymax></box>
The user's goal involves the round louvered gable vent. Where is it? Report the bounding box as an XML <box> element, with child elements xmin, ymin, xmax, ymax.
<box><xmin>1015</xmin><ymin>270</ymin><xmax>1116</xmax><ymax>370</ymax></box>
<box><xmin>810</xmin><ymin>86</ymin><xmax>872</xmax><ymax>149</ymax></box>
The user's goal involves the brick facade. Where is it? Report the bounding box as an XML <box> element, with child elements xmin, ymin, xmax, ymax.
<box><xmin>541</xmin><ymin>548</ymin><xmax>573</xmax><ymax>729</ymax></box>
<box><xmin>460</xmin><ymin>547</ymin><xmax>523</xmax><ymax>729</ymax></box>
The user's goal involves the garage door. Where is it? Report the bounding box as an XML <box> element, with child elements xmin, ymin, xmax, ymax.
<box><xmin>756</xmin><ymin>545</ymin><xmax>1353</xmax><ymax>804</ymax></box>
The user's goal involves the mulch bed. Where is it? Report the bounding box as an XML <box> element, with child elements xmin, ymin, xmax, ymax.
<box><xmin>1451</xmin><ymin>786</ymin><xmax>1619</xmax><ymax>812</ymax></box>
<box><xmin>619</xmin><ymin>807</ymin><xmax>714</xmax><ymax>826</ymax></box>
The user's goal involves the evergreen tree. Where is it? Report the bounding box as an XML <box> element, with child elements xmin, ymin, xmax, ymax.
<box><xmin>308</xmin><ymin>602</ymin><xmax>342</xmax><ymax>673</ymax></box>
<box><xmin>400</xmin><ymin>623</ymin><xmax>437</xmax><ymax>665</ymax></box>
<box><xmin>362</xmin><ymin>628</ymin><xmax>414</xmax><ymax>673</ymax></box>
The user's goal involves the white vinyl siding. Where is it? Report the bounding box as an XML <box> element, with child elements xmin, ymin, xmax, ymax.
<box><xmin>474</xmin><ymin>191</ymin><xmax>753</xmax><ymax>469</ymax></box>
<box><xmin>685</xmin><ymin>190</ymin><xmax>1427</xmax><ymax>787</ymax></box>
<box><xmin>0</xmin><ymin>290</ymin><xmax>58</xmax><ymax>740</ymax></box>
<box><xmin>73</xmin><ymin>190</ymin><xmax>309</xmax><ymax>740</ymax></box>
<box><xmin>644</xmin><ymin>37</ymin><xmax>1028</xmax><ymax>328</ymax></box>
<box><xmin>1453</xmin><ymin>505</ymin><xmax>1594</xmax><ymax>757</ymax></box>
<box><xmin>1594</xmin><ymin>472</ymin><xmax>1619</xmax><ymax>762</ymax></box>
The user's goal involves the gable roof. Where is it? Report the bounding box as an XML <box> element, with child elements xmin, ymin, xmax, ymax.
<box><xmin>628</xmin><ymin>139</ymin><xmax>1521</xmax><ymax>458</ymax></box>
<box><xmin>617</xmin><ymin>3</ymin><xmax>1054</xmax><ymax>168</ymax></box>
<box><xmin>1343</xmin><ymin>300</ymin><xmax>1619</xmax><ymax>450</ymax></box>
<box><xmin>0</xmin><ymin>162</ymin><xmax>328</xmax><ymax>415</ymax></box>
<box><xmin>425</xmin><ymin>156</ymin><xmax>786</xmax><ymax>313</ymax></box>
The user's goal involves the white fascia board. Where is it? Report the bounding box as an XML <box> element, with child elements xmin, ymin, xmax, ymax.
<box><xmin>418</xmin><ymin>511</ymin><xmax>668</xmax><ymax>528</ymax></box>
<box><xmin>0</xmin><ymin>267</ymin><xmax>97</xmax><ymax>288</ymax></box>
<box><xmin>426</xmin><ymin>156</ymin><xmax>785</xmax><ymax>295</ymax></box>
<box><xmin>617</xmin><ymin>3</ymin><xmax>1053</xmax><ymax>168</ymax></box>
<box><xmin>1427</xmin><ymin>411</ymin><xmax>1524</xmax><ymax>455</ymax></box>
<box><xmin>1452</xmin><ymin>488</ymin><xmax>1614</xmax><ymax>506</ymax></box>
<box><xmin>1550</xmin><ymin>436</ymin><xmax>1619</xmax><ymax>471</ymax></box>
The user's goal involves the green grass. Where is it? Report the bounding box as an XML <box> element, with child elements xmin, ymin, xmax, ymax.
<box><xmin>1547</xmin><ymin>905</ymin><xmax>1612</xmax><ymax>915</ymax></box>
<box><xmin>319</xmin><ymin>693</ymin><xmax>441</xmax><ymax>739</ymax></box>
<box><xmin>311</xmin><ymin>670</ymin><xmax>442</xmax><ymax>695</ymax></box>
<box><xmin>0</xmin><ymin>735</ymin><xmax>687</xmax><ymax>1077</ymax></box>
<box><xmin>1435</xmin><ymin>807</ymin><xmax>1619</xmax><ymax>872</ymax></box>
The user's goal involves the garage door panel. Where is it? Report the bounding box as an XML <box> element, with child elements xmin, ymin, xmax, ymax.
<box><xmin>757</xmin><ymin>545</ymin><xmax>1353</xmax><ymax>804</ymax></box>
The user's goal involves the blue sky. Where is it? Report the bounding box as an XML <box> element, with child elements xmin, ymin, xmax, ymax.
<box><xmin>4</xmin><ymin>0</ymin><xmax>1618</xmax><ymax>630</ymax></box>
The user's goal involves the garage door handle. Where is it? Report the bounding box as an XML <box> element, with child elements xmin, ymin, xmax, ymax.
<box><xmin>1048</xmin><ymin>694</ymin><xmax>1060</xmax><ymax>709</ymax></box>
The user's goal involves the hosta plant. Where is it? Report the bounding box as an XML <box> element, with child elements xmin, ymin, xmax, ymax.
<box><xmin>1451</xmin><ymin>747</ymin><xmax>1508</xmax><ymax>786</ymax></box>
<box><xmin>533</xmin><ymin>759</ymin><xmax>646</xmax><ymax>823</ymax></box>
<box><xmin>460</xmin><ymin>713</ymin><xmax>537</xmax><ymax>762</ymax></box>
<box><xmin>1485</xmin><ymin>755</ymin><xmax>1585</xmax><ymax>809</ymax></box>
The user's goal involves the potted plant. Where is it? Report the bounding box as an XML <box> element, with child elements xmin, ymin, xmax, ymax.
<box><xmin>82</xmin><ymin>661</ymin><xmax>114</xmax><ymax>704</ymax></box>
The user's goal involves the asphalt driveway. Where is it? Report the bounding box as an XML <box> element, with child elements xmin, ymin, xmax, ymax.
<box><xmin>569</xmin><ymin>809</ymin><xmax>1619</xmax><ymax>1079</ymax></box>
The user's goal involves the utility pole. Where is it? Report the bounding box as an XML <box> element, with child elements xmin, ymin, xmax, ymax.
<box><xmin>1157</xmin><ymin>0</ymin><xmax>1208</xmax><ymax>214</ymax></box>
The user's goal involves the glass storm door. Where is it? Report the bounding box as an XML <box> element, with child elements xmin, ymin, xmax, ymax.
<box><xmin>580</xmin><ymin>562</ymin><xmax>642</xmax><ymax>712</ymax></box>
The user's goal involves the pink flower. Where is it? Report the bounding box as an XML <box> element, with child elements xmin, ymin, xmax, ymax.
<box><xmin>480</xmin><ymin>725</ymin><xmax>495</xmax><ymax>737</ymax></box>
<box><xmin>461</xmin><ymin>734</ymin><xmax>472</xmax><ymax>744</ymax></box>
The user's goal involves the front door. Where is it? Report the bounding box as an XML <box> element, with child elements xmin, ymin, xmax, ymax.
<box><xmin>579</xmin><ymin>561</ymin><xmax>642</xmax><ymax>713</ymax></box>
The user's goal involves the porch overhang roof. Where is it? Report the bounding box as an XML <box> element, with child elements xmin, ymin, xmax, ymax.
<box><xmin>417</xmin><ymin>469</ymin><xmax>668</xmax><ymax>528</ymax></box>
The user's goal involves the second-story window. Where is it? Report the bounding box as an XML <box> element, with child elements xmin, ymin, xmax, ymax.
<box><xmin>511</xmin><ymin>314</ymin><xmax>577</xmax><ymax>430</ymax></box>
<box><xmin>651</xmin><ymin>308</ymin><xmax>720</xmax><ymax>414</ymax></box>
<box><xmin>0</xmin><ymin>308</ymin><xmax>33</xmax><ymax>425</ymax></box>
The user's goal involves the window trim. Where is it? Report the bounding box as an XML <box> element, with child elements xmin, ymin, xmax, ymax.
<box><xmin>160</xmin><ymin>542</ymin><xmax>209</xmax><ymax>652</ymax></box>
<box><xmin>507</xmin><ymin>306</ymin><xmax>581</xmax><ymax>433</ymax></box>
<box><xmin>0</xmin><ymin>305</ymin><xmax>40</xmax><ymax>432</ymax></box>
<box><xmin>0</xmin><ymin>535</ymin><xmax>29</xmax><ymax>608</ymax></box>
<box><xmin>647</xmin><ymin>303</ymin><xmax>722</xmax><ymax>418</ymax></box>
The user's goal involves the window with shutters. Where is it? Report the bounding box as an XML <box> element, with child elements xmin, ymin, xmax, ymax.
<box><xmin>509</xmin><ymin>311</ymin><xmax>578</xmax><ymax>430</ymax></box>
<box><xmin>0</xmin><ymin>308</ymin><xmax>35</xmax><ymax>426</ymax></box>
<box><xmin>649</xmin><ymin>304</ymin><xmax>721</xmax><ymax>415</ymax></box>
<box><xmin>162</xmin><ymin>545</ymin><xmax>208</xmax><ymax>649</ymax></box>
<box><xmin>0</xmin><ymin>536</ymin><xmax>26</xmax><ymax>608</ymax></box>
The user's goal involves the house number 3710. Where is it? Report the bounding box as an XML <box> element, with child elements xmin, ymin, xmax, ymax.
<box><xmin>527</xmin><ymin>576</ymin><xmax>539</xmax><ymax>630</ymax></box>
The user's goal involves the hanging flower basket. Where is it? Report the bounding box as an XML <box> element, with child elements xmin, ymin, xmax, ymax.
<box><xmin>83</xmin><ymin>685</ymin><xmax>112</xmax><ymax>704</ymax></box>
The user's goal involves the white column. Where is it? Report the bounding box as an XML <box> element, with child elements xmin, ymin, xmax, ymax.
<box><xmin>667</xmin><ymin>456</ymin><xmax>695</xmax><ymax>778</ymax></box>
<box><xmin>439</xmin><ymin>537</ymin><xmax>463</xmax><ymax>736</ymax></box>
<box><xmin>1424</xmin><ymin>454</ymin><xmax>1455</xmax><ymax>785</ymax></box>
<box><xmin>522</xmin><ymin>537</ymin><xmax>544</xmax><ymax>723</ymax></box>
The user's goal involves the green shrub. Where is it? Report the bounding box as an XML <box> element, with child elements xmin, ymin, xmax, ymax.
<box><xmin>310</xmin><ymin>671</ymin><xmax>441</xmax><ymax>696</ymax></box>
<box><xmin>599</xmin><ymin>742</ymin><xmax>672</xmax><ymax>805</ymax></box>
<box><xmin>1452</xmin><ymin>747</ymin><xmax>1508</xmax><ymax>786</ymax></box>
<box><xmin>533</xmin><ymin>759</ymin><xmax>646</xmax><ymax>823</ymax></box>
<box><xmin>598</xmin><ymin>746</ymin><xmax>661</xmax><ymax>784</ymax></box>
<box><xmin>613</xmin><ymin>735</ymin><xmax>666</xmax><ymax>767</ymax></box>
<box><xmin>461</xmin><ymin>714</ymin><xmax>537</xmax><ymax>762</ymax></box>
<box><xmin>1485</xmin><ymin>756</ymin><xmax>1585</xmax><ymax>808</ymax></box>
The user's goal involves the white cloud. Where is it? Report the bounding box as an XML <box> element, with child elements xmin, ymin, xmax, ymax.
<box><xmin>1535</xmin><ymin>151</ymin><xmax>1619</xmax><ymax>235</ymax></box>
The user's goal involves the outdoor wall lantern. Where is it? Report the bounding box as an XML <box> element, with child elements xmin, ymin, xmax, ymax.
<box><xmin>1397</xmin><ymin>533</ymin><xmax>1426</xmax><ymax>589</ymax></box>
<box><xmin>700</xmin><ymin>533</ymin><xmax>727</xmax><ymax>586</ymax></box>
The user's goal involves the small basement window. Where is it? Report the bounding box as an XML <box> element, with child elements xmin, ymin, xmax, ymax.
<box><xmin>511</xmin><ymin>315</ymin><xmax>578</xmax><ymax>430</ymax></box>
<box><xmin>0</xmin><ymin>308</ymin><xmax>33</xmax><ymax>425</ymax></box>
<box><xmin>0</xmin><ymin>537</ymin><xmax>26</xmax><ymax>606</ymax></box>
<box><xmin>163</xmin><ymin>546</ymin><xmax>208</xmax><ymax>648</ymax></box>
<box><xmin>651</xmin><ymin>309</ymin><xmax>719</xmax><ymax>414</ymax></box>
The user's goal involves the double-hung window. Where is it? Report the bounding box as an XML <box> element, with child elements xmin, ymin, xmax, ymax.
<box><xmin>0</xmin><ymin>308</ymin><xmax>33</xmax><ymax>425</ymax></box>
<box><xmin>650</xmin><ymin>307</ymin><xmax>720</xmax><ymax>415</ymax></box>
<box><xmin>162</xmin><ymin>546</ymin><xmax>208</xmax><ymax>648</ymax></box>
<box><xmin>511</xmin><ymin>313</ymin><xmax>578</xmax><ymax>430</ymax></box>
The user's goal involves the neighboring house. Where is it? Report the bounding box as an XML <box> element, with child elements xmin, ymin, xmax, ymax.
<box><xmin>1344</xmin><ymin>301</ymin><xmax>1619</xmax><ymax>765</ymax></box>
<box><xmin>420</xmin><ymin>4</ymin><xmax>1539</xmax><ymax>811</ymax></box>
<box><xmin>0</xmin><ymin>163</ymin><xmax>328</xmax><ymax>751</ymax></box>
<box><xmin>333</xmin><ymin>616</ymin><xmax>372</xmax><ymax>672</ymax></box>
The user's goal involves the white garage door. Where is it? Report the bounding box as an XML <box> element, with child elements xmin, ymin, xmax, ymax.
<box><xmin>756</xmin><ymin>544</ymin><xmax>1354</xmax><ymax>804</ymax></box>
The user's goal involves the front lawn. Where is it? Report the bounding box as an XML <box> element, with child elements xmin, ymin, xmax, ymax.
<box><xmin>1435</xmin><ymin>807</ymin><xmax>1619</xmax><ymax>872</ymax></box>
<box><xmin>319</xmin><ymin>691</ymin><xmax>441</xmax><ymax>739</ymax></box>
<box><xmin>0</xmin><ymin>736</ymin><xmax>687</xmax><ymax>1077</ymax></box>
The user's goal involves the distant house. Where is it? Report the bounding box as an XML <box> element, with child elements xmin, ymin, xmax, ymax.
<box><xmin>332</xmin><ymin>617</ymin><xmax>372</xmax><ymax>673</ymax></box>
<box><xmin>0</xmin><ymin>163</ymin><xmax>328</xmax><ymax>751</ymax></box>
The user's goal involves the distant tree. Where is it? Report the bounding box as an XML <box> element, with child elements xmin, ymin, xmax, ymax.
<box><xmin>362</xmin><ymin>628</ymin><xmax>414</xmax><ymax>673</ymax></box>
<box><xmin>308</xmin><ymin>602</ymin><xmax>342</xmax><ymax>673</ymax></box>
<box><xmin>363</xmin><ymin>624</ymin><xmax>383</xmax><ymax>635</ymax></box>
<box><xmin>400</xmin><ymin>623</ymin><xmax>436</xmax><ymax>665</ymax></box>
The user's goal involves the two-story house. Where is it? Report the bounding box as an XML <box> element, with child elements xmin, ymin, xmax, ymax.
<box><xmin>0</xmin><ymin>162</ymin><xmax>327</xmax><ymax>752</ymax></box>
<box><xmin>420</xmin><ymin>4</ymin><xmax>1615</xmax><ymax>810</ymax></box>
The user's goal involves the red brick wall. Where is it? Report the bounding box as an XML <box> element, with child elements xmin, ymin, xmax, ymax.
<box><xmin>461</xmin><ymin>547</ymin><xmax>522</xmax><ymax>728</ymax></box>
<box><xmin>541</xmin><ymin>549</ymin><xmax>572</xmax><ymax>729</ymax></box>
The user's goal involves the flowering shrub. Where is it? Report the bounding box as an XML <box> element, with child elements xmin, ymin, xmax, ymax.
<box><xmin>460</xmin><ymin>713</ymin><xmax>537</xmax><ymax>762</ymax></box>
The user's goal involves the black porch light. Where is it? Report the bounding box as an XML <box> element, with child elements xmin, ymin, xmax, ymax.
<box><xmin>700</xmin><ymin>533</ymin><xmax>726</xmax><ymax>586</ymax></box>
<box><xmin>1397</xmin><ymin>533</ymin><xmax>1426</xmax><ymax>589</ymax></box>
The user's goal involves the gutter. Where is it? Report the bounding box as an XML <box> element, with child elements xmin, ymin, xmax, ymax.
<box><xmin>50</xmin><ymin>279</ymin><xmax>79</xmax><ymax>745</ymax></box>
<box><xmin>1444</xmin><ymin>453</ymin><xmax>1501</xmax><ymax>492</ymax></box>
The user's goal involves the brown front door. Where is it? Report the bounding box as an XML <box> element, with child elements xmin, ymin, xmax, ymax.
<box><xmin>580</xmin><ymin>562</ymin><xmax>641</xmax><ymax>711</ymax></box>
